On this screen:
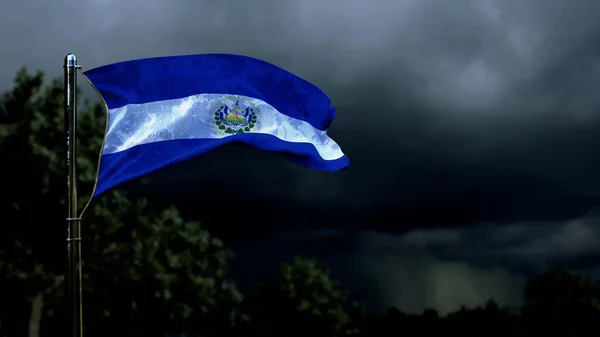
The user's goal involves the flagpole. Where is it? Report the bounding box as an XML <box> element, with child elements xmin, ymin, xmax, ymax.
<box><xmin>64</xmin><ymin>53</ymin><xmax>83</xmax><ymax>337</ymax></box>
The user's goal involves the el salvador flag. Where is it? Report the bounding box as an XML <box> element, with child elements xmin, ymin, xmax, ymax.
<box><xmin>84</xmin><ymin>54</ymin><xmax>349</xmax><ymax>197</ymax></box>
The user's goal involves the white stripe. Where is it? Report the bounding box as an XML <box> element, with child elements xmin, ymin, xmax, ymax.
<box><xmin>103</xmin><ymin>93</ymin><xmax>345</xmax><ymax>161</ymax></box>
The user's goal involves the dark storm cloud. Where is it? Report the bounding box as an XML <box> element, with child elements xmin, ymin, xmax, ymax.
<box><xmin>368</xmin><ymin>209</ymin><xmax>600</xmax><ymax>274</ymax></box>
<box><xmin>2</xmin><ymin>1</ymin><xmax>599</xmax><ymax>230</ymax></box>
<box><xmin>234</xmin><ymin>228</ymin><xmax>525</xmax><ymax>314</ymax></box>
<box><xmin>237</xmin><ymin>207</ymin><xmax>600</xmax><ymax>314</ymax></box>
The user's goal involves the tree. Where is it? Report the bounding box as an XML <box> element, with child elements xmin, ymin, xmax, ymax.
<box><xmin>243</xmin><ymin>257</ymin><xmax>363</xmax><ymax>337</ymax></box>
<box><xmin>0</xmin><ymin>69</ymin><xmax>241</xmax><ymax>337</ymax></box>
<box><xmin>80</xmin><ymin>195</ymin><xmax>243</xmax><ymax>337</ymax></box>
<box><xmin>0</xmin><ymin>69</ymin><xmax>69</xmax><ymax>337</ymax></box>
<box><xmin>523</xmin><ymin>268</ymin><xmax>600</xmax><ymax>337</ymax></box>
<box><xmin>445</xmin><ymin>299</ymin><xmax>522</xmax><ymax>337</ymax></box>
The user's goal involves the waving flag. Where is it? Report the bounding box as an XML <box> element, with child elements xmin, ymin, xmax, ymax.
<box><xmin>83</xmin><ymin>54</ymin><xmax>349</xmax><ymax>196</ymax></box>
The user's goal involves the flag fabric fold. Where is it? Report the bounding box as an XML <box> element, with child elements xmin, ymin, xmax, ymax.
<box><xmin>84</xmin><ymin>54</ymin><xmax>349</xmax><ymax>197</ymax></box>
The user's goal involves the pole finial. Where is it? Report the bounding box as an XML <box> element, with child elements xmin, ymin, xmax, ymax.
<box><xmin>64</xmin><ymin>54</ymin><xmax>78</xmax><ymax>68</ymax></box>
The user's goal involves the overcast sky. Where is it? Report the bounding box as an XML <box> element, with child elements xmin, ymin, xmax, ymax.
<box><xmin>2</xmin><ymin>0</ymin><xmax>600</xmax><ymax>314</ymax></box>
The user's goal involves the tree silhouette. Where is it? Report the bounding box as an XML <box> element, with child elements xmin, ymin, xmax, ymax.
<box><xmin>243</xmin><ymin>257</ymin><xmax>363</xmax><ymax>337</ymax></box>
<box><xmin>523</xmin><ymin>268</ymin><xmax>600</xmax><ymax>337</ymax></box>
<box><xmin>446</xmin><ymin>299</ymin><xmax>522</xmax><ymax>337</ymax></box>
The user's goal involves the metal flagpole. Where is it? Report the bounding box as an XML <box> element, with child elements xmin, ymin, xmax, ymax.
<box><xmin>64</xmin><ymin>53</ymin><xmax>83</xmax><ymax>337</ymax></box>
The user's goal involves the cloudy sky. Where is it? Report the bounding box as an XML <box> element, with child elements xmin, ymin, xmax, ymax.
<box><xmin>2</xmin><ymin>0</ymin><xmax>600</xmax><ymax>314</ymax></box>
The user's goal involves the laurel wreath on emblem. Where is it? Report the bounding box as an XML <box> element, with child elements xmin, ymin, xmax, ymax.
<box><xmin>213</xmin><ymin>102</ymin><xmax>259</xmax><ymax>135</ymax></box>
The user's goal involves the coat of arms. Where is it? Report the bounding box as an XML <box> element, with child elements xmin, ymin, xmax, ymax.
<box><xmin>212</xmin><ymin>96</ymin><xmax>260</xmax><ymax>136</ymax></box>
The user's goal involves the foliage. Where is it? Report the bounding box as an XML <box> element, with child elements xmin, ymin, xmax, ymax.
<box><xmin>0</xmin><ymin>69</ymin><xmax>72</xmax><ymax>337</ymax></box>
<box><xmin>522</xmin><ymin>268</ymin><xmax>600</xmax><ymax>337</ymax></box>
<box><xmin>82</xmin><ymin>196</ymin><xmax>243</xmax><ymax>336</ymax></box>
<box><xmin>243</xmin><ymin>257</ymin><xmax>363</xmax><ymax>337</ymax></box>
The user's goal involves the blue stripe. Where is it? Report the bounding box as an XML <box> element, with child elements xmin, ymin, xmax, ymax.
<box><xmin>94</xmin><ymin>133</ymin><xmax>350</xmax><ymax>197</ymax></box>
<box><xmin>84</xmin><ymin>54</ymin><xmax>336</xmax><ymax>130</ymax></box>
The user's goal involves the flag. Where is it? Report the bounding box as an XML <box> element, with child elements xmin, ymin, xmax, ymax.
<box><xmin>83</xmin><ymin>54</ymin><xmax>349</xmax><ymax>197</ymax></box>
